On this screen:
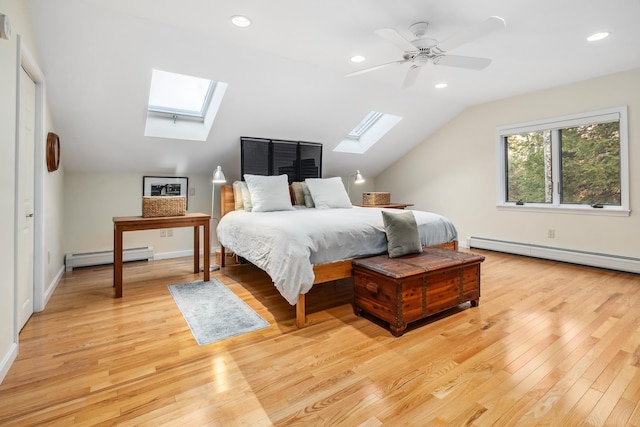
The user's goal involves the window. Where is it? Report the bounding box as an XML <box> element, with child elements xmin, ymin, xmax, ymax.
<box><xmin>334</xmin><ymin>111</ymin><xmax>402</xmax><ymax>154</ymax></box>
<box><xmin>148</xmin><ymin>69</ymin><xmax>215</xmax><ymax>120</ymax></box>
<box><xmin>144</xmin><ymin>69</ymin><xmax>228</xmax><ymax>141</ymax></box>
<box><xmin>497</xmin><ymin>107</ymin><xmax>629</xmax><ymax>216</ymax></box>
<box><xmin>347</xmin><ymin>111</ymin><xmax>383</xmax><ymax>139</ymax></box>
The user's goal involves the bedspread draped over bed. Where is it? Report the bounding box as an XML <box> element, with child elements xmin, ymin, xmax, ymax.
<box><xmin>217</xmin><ymin>207</ymin><xmax>458</xmax><ymax>305</ymax></box>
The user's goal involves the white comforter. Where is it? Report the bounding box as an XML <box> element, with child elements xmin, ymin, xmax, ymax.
<box><xmin>217</xmin><ymin>207</ymin><xmax>458</xmax><ymax>305</ymax></box>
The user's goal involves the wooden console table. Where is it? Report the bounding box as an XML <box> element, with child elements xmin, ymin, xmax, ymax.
<box><xmin>113</xmin><ymin>213</ymin><xmax>211</xmax><ymax>297</ymax></box>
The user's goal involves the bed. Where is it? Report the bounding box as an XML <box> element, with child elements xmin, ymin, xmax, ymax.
<box><xmin>217</xmin><ymin>181</ymin><xmax>458</xmax><ymax>327</ymax></box>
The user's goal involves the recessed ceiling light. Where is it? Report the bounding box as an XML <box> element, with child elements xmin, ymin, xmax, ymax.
<box><xmin>587</xmin><ymin>32</ymin><xmax>609</xmax><ymax>42</ymax></box>
<box><xmin>435</xmin><ymin>83</ymin><xmax>448</xmax><ymax>89</ymax></box>
<box><xmin>231</xmin><ymin>15</ymin><xmax>251</xmax><ymax>27</ymax></box>
<box><xmin>350</xmin><ymin>55</ymin><xmax>366</xmax><ymax>63</ymax></box>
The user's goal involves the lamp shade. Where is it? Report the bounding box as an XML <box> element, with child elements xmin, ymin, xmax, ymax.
<box><xmin>212</xmin><ymin>165</ymin><xmax>226</xmax><ymax>183</ymax></box>
<box><xmin>347</xmin><ymin>169</ymin><xmax>365</xmax><ymax>197</ymax></box>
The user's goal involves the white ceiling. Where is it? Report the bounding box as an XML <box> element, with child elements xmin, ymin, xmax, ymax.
<box><xmin>25</xmin><ymin>0</ymin><xmax>640</xmax><ymax>178</ymax></box>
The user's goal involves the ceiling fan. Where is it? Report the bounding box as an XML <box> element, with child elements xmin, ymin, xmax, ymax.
<box><xmin>346</xmin><ymin>16</ymin><xmax>506</xmax><ymax>88</ymax></box>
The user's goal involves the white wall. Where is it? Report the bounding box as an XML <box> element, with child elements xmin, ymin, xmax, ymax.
<box><xmin>377</xmin><ymin>68</ymin><xmax>640</xmax><ymax>258</ymax></box>
<box><xmin>0</xmin><ymin>0</ymin><xmax>19</xmax><ymax>384</ymax></box>
<box><xmin>64</xmin><ymin>172</ymin><xmax>223</xmax><ymax>258</ymax></box>
<box><xmin>0</xmin><ymin>0</ymin><xmax>63</xmax><ymax>383</ymax></box>
<box><xmin>341</xmin><ymin>174</ymin><xmax>376</xmax><ymax>205</ymax></box>
<box><xmin>43</xmin><ymin>161</ymin><xmax>64</xmax><ymax>300</ymax></box>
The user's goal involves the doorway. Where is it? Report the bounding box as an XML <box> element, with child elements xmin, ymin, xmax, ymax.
<box><xmin>16</xmin><ymin>66</ymin><xmax>36</xmax><ymax>331</ymax></box>
<box><xmin>15</xmin><ymin>38</ymin><xmax>46</xmax><ymax>336</ymax></box>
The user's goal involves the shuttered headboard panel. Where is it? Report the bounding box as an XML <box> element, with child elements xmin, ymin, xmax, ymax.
<box><xmin>240</xmin><ymin>137</ymin><xmax>322</xmax><ymax>184</ymax></box>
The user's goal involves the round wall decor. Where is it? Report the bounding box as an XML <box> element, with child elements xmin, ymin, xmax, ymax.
<box><xmin>46</xmin><ymin>132</ymin><xmax>60</xmax><ymax>172</ymax></box>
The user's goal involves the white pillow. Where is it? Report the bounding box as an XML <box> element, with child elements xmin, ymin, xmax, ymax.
<box><xmin>244</xmin><ymin>174</ymin><xmax>294</xmax><ymax>212</ymax></box>
<box><xmin>232</xmin><ymin>180</ymin><xmax>253</xmax><ymax>212</ymax></box>
<box><xmin>305</xmin><ymin>177</ymin><xmax>352</xmax><ymax>209</ymax></box>
<box><xmin>232</xmin><ymin>181</ymin><xmax>244</xmax><ymax>211</ymax></box>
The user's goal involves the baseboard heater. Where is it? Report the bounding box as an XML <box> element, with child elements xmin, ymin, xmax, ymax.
<box><xmin>65</xmin><ymin>246</ymin><xmax>154</xmax><ymax>271</ymax></box>
<box><xmin>468</xmin><ymin>237</ymin><xmax>640</xmax><ymax>274</ymax></box>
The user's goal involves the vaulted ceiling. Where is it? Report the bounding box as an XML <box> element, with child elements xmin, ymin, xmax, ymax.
<box><xmin>25</xmin><ymin>0</ymin><xmax>640</xmax><ymax>178</ymax></box>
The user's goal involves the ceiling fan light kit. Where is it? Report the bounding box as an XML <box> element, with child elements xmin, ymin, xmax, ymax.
<box><xmin>347</xmin><ymin>16</ymin><xmax>507</xmax><ymax>88</ymax></box>
<box><xmin>409</xmin><ymin>22</ymin><xmax>429</xmax><ymax>38</ymax></box>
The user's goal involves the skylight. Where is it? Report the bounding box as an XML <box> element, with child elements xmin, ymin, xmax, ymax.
<box><xmin>144</xmin><ymin>69</ymin><xmax>228</xmax><ymax>141</ymax></box>
<box><xmin>347</xmin><ymin>111</ymin><xmax>383</xmax><ymax>139</ymax></box>
<box><xmin>148</xmin><ymin>69</ymin><xmax>214</xmax><ymax>119</ymax></box>
<box><xmin>334</xmin><ymin>111</ymin><xmax>402</xmax><ymax>154</ymax></box>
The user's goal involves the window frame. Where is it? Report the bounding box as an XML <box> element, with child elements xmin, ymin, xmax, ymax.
<box><xmin>144</xmin><ymin>69</ymin><xmax>228</xmax><ymax>141</ymax></box>
<box><xmin>147</xmin><ymin>69</ymin><xmax>216</xmax><ymax>121</ymax></box>
<box><xmin>333</xmin><ymin>111</ymin><xmax>402</xmax><ymax>154</ymax></box>
<box><xmin>346</xmin><ymin>111</ymin><xmax>383</xmax><ymax>140</ymax></box>
<box><xmin>496</xmin><ymin>106</ymin><xmax>629</xmax><ymax>216</ymax></box>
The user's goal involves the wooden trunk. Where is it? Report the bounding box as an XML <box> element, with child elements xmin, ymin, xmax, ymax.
<box><xmin>352</xmin><ymin>248</ymin><xmax>485</xmax><ymax>336</ymax></box>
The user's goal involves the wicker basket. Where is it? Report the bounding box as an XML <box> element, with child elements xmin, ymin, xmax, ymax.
<box><xmin>142</xmin><ymin>196</ymin><xmax>186</xmax><ymax>218</ymax></box>
<box><xmin>362</xmin><ymin>192</ymin><xmax>390</xmax><ymax>205</ymax></box>
<box><xmin>215</xmin><ymin>250</ymin><xmax>239</xmax><ymax>266</ymax></box>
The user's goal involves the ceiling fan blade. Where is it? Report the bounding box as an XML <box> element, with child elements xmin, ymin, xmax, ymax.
<box><xmin>401</xmin><ymin>65</ymin><xmax>422</xmax><ymax>88</ymax></box>
<box><xmin>374</xmin><ymin>28</ymin><xmax>417</xmax><ymax>52</ymax></box>
<box><xmin>434</xmin><ymin>55</ymin><xmax>492</xmax><ymax>70</ymax></box>
<box><xmin>345</xmin><ymin>59</ymin><xmax>408</xmax><ymax>77</ymax></box>
<box><xmin>436</xmin><ymin>16</ymin><xmax>506</xmax><ymax>53</ymax></box>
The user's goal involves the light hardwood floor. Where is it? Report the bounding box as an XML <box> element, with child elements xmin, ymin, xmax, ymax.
<box><xmin>1</xmin><ymin>250</ymin><xmax>640</xmax><ymax>426</ymax></box>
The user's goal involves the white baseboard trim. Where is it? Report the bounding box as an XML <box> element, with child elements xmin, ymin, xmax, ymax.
<box><xmin>0</xmin><ymin>342</ymin><xmax>18</xmax><ymax>385</ymax></box>
<box><xmin>153</xmin><ymin>250</ymin><xmax>193</xmax><ymax>260</ymax></box>
<box><xmin>65</xmin><ymin>247</ymin><xmax>154</xmax><ymax>271</ymax></box>
<box><xmin>469</xmin><ymin>237</ymin><xmax>640</xmax><ymax>274</ymax></box>
<box><xmin>40</xmin><ymin>265</ymin><xmax>65</xmax><ymax>312</ymax></box>
<box><xmin>154</xmin><ymin>246</ymin><xmax>222</xmax><ymax>261</ymax></box>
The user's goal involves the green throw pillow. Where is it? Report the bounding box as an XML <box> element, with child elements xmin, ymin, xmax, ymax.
<box><xmin>300</xmin><ymin>182</ymin><xmax>315</xmax><ymax>208</ymax></box>
<box><xmin>381</xmin><ymin>210</ymin><xmax>423</xmax><ymax>258</ymax></box>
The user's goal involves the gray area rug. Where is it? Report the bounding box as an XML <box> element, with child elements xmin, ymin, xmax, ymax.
<box><xmin>168</xmin><ymin>279</ymin><xmax>269</xmax><ymax>345</ymax></box>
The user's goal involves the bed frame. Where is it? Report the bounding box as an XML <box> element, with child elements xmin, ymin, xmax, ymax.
<box><xmin>218</xmin><ymin>184</ymin><xmax>458</xmax><ymax>328</ymax></box>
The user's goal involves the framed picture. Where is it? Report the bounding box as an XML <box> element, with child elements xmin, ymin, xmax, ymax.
<box><xmin>143</xmin><ymin>176</ymin><xmax>189</xmax><ymax>207</ymax></box>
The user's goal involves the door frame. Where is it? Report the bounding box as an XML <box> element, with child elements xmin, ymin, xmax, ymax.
<box><xmin>14</xmin><ymin>36</ymin><xmax>46</xmax><ymax>341</ymax></box>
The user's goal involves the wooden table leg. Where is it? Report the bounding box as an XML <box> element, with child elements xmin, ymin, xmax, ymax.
<box><xmin>203</xmin><ymin>221</ymin><xmax>210</xmax><ymax>282</ymax></box>
<box><xmin>114</xmin><ymin>226</ymin><xmax>123</xmax><ymax>298</ymax></box>
<box><xmin>193</xmin><ymin>225</ymin><xmax>200</xmax><ymax>274</ymax></box>
<box><xmin>296</xmin><ymin>293</ymin><xmax>306</xmax><ymax>328</ymax></box>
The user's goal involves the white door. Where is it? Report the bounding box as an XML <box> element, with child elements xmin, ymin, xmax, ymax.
<box><xmin>17</xmin><ymin>66</ymin><xmax>36</xmax><ymax>330</ymax></box>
